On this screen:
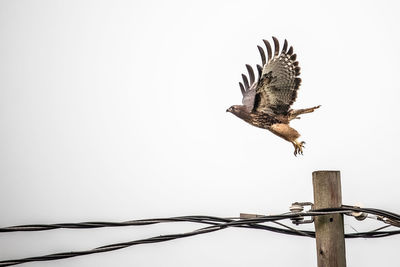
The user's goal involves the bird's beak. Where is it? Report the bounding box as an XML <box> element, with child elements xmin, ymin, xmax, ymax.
<box><xmin>226</xmin><ymin>107</ymin><xmax>232</xmax><ymax>113</ymax></box>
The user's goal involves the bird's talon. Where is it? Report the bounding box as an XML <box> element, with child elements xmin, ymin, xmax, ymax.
<box><xmin>293</xmin><ymin>140</ymin><xmax>305</xmax><ymax>156</ymax></box>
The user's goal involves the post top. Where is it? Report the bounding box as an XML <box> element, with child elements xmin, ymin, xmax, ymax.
<box><xmin>312</xmin><ymin>170</ymin><xmax>340</xmax><ymax>174</ymax></box>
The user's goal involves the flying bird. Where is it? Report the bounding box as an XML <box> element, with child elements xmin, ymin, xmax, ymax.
<box><xmin>227</xmin><ymin>37</ymin><xmax>320</xmax><ymax>156</ymax></box>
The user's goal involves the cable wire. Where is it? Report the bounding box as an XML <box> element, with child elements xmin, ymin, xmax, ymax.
<box><xmin>0</xmin><ymin>205</ymin><xmax>398</xmax><ymax>266</ymax></box>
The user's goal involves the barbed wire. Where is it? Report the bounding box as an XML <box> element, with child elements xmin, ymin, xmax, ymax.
<box><xmin>0</xmin><ymin>205</ymin><xmax>398</xmax><ymax>266</ymax></box>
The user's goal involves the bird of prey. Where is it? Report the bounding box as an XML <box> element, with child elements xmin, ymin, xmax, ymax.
<box><xmin>227</xmin><ymin>37</ymin><xmax>320</xmax><ymax>156</ymax></box>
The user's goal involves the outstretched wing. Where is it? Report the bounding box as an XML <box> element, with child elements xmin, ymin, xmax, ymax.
<box><xmin>252</xmin><ymin>37</ymin><xmax>301</xmax><ymax>115</ymax></box>
<box><xmin>238</xmin><ymin>64</ymin><xmax>258</xmax><ymax>113</ymax></box>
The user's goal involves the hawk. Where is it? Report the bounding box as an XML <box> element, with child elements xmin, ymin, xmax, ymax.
<box><xmin>227</xmin><ymin>37</ymin><xmax>320</xmax><ymax>156</ymax></box>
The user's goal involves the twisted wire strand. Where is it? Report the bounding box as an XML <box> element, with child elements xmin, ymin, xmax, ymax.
<box><xmin>0</xmin><ymin>206</ymin><xmax>398</xmax><ymax>266</ymax></box>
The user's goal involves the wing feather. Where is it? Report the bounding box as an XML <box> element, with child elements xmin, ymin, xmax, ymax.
<box><xmin>272</xmin><ymin>36</ymin><xmax>279</xmax><ymax>56</ymax></box>
<box><xmin>239</xmin><ymin>82</ymin><xmax>245</xmax><ymax>96</ymax></box>
<box><xmin>257</xmin><ymin>46</ymin><xmax>266</xmax><ymax>66</ymax></box>
<box><xmin>241</xmin><ymin>73</ymin><xmax>249</xmax><ymax>89</ymax></box>
<box><xmin>287</xmin><ymin>46</ymin><xmax>293</xmax><ymax>55</ymax></box>
<box><xmin>263</xmin><ymin>39</ymin><xmax>272</xmax><ymax>61</ymax></box>
<box><xmin>281</xmin><ymin>39</ymin><xmax>288</xmax><ymax>54</ymax></box>
<box><xmin>256</xmin><ymin>64</ymin><xmax>262</xmax><ymax>79</ymax></box>
<box><xmin>246</xmin><ymin>64</ymin><xmax>255</xmax><ymax>84</ymax></box>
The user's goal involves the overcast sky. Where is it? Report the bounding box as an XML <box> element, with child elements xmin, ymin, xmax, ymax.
<box><xmin>0</xmin><ymin>0</ymin><xmax>399</xmax><ymax>266</ymax></box>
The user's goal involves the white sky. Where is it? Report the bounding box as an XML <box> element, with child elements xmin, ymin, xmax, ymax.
<box><xmin>0</xmin><ymin>0</ymin><xmax>399</xmax><ymax>266</ymax></box>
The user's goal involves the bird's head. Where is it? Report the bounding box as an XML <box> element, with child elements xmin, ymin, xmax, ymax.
<box><xmin>226</xmin><ymin>105</ymin><xmax>240</xmax><ymax>114</ymax></box>
<box><xmin>226</xmin><ymin>105</ymin><xmax>251</xmax><ymax>122</ymax></box>
<box><xmin>226</xmin><ymin>106</ymin><xmax>234</xmax><ymax>113</ymax></box>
